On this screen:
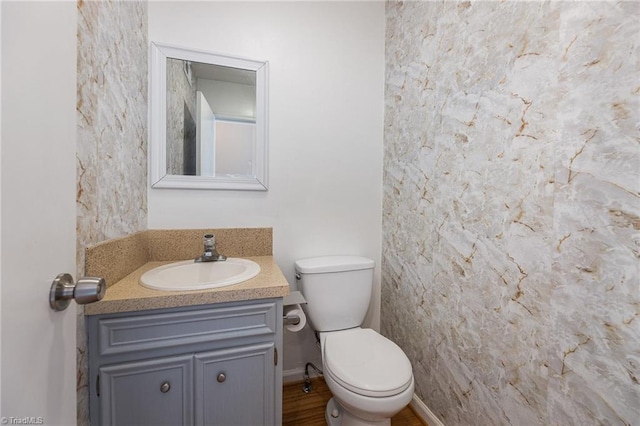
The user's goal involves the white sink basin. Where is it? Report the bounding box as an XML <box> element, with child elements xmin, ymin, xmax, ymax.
<box><xmin>140</xmin><ymin>258</ymin><xmax>260</xmax><ymax>291</ymax></box>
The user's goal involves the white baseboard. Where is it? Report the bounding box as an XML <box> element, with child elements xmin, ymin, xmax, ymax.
<box><xmin>283</xmin><ymin>367</ymin><xmax>307</xmax><ymax>383</ymax></box>
<box><xmin>410</xmin><ymin>394</ymin><xmax>444</xmax><ymax>426</ymax></box>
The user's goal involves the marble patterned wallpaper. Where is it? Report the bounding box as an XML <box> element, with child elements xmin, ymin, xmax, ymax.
<box><xmin>382</xmin><ymin>1</ymin><xmax>639</xmax><ymax>425</ymax></box>
<box><xmin>76</xmin><ymin>0</ymin><xmax>148</xmax><ymax>423</ymax></box>
<box><xmin>166</xmin><ymin>57</ymin><xmax>196</xmax><ymax>175</ymax></box>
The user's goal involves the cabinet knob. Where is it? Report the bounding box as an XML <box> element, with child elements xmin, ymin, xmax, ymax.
<box><xmin>217</xmin><ymin>373</ymin><xmax>226</xmax><ymax>383</ymax></box>
<box><xmin>160</xmin><ymin>381</ymin><xmax>171</xmax><ymax>393</ymax></box>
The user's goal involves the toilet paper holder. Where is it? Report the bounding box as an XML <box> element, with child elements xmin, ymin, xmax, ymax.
<box><xmin>283</xmin><ymin>290</ymin><xmax>306</xmax><ymax>326</ymax></box>
<box><xmin>283</xmin><ymin>313</ymin><xmax>301</xmax><ymax>326</ymax></box>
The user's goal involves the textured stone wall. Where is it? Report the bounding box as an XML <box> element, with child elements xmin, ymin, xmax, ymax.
<box><xmin>382</xmin><ymin>1</ymin><xmax>639</xmax><ymax>425</ymax></box>
<box><xmin>76</xmin><ymin>0</ymin><xmax>148</xmax><ymax>422</ymax></box>
<box><xmin>166</xmin><ymin>57</ymin><xmax>196</xmax><ymax>175</ymax></box>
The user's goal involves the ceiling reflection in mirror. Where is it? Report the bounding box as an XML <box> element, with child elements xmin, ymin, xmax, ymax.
<box><xmin>166</xmin><ymin>58</ymin><xmax>257</xmax><ymax>178</ymax></box>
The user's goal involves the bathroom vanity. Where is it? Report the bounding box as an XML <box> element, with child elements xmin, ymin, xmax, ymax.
<box><xmin>82</xmin><ymin>229</ymin><xmax>289</xmax><ymax>426</ymax></box>
<box><xmin>87</xmin><ymin>298</ymin><xmax>282</xmax><ymax>425</ymax></box>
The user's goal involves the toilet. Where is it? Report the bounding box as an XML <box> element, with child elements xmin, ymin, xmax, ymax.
<box><xmin>295</xmin><ymin>256</ymin><xmax>414</xmax><ymax>426</ymax></box>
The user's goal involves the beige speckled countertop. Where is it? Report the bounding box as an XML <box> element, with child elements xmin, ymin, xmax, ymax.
<box><xmin>84</xmin><ymin>256</ymin><xmax>290</xmax><ymax>315</ymax></box>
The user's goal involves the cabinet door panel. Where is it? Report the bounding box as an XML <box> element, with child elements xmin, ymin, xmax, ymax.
<box><xmin>195</xmin><ymin>343</ymin><xmax>275</xmax><ymax>426</ymax></box>
<box><xmin>100</xmin><ymin>355</ymin><xmax>193</xmax><ymax>426</ymax></box>
<box><xmin>97</xmin><ymin>302</ymin><xmax>277</xmax><ymax>356</ymax></box>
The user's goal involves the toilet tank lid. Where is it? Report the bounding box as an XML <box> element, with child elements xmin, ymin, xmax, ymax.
<box><xmin>295</xmin><ymin>256</ymin><xmax>375</xmax><ymax>274</ymax></box>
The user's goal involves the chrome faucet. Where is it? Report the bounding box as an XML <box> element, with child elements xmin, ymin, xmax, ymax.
<box><xmin>195</xmin><ymin>234</ymin><xmax>227</xmax><ymax>262</ymax></box>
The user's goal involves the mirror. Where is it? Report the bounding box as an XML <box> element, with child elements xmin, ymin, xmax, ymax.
<box><xmin>150</xmin><ymin>42</ymin><xmax>268</xmax><ymax>190</ymax></box>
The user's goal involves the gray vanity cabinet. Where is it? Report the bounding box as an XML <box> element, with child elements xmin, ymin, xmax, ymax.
<box><xmin>99</xmin><ymin>355</ymin><xmax>194</xmax><ymax>425</ymax></box>
<box><xmin>87</xmin><ymin>298</ymin><xmax>283</xmax><ymax>426</ymax></box>
<box><xmin>195</xmin><ymin>343</ymin><xmax>275</xmax><ymax>425</ymax></box>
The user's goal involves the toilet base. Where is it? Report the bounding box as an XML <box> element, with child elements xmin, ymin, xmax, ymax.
<box><xmin>325</xmin><ymin>398</ymin><xmax>342</xmax><ymax>426</ymax></box>
<box><xmin>325</xmin><ymin>397</ymin><xmax>391</xmax><ymax>426</ymax></box>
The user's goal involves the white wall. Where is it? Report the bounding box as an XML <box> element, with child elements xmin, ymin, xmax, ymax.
<box><xmin>148</xmin><ymin>1</ymin><xmax>385</xmax><ymax>374</ymax></box>
<box><xmin>0</xmin><ymin>3</ymin><xmax>3</xmax><ymax>415</ymax></box>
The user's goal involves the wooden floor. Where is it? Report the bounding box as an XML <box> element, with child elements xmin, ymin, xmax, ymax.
<box><xmin>283</xmin><ymin>377</ymin><xmax>426</xmax><ymax>426</ymax></box>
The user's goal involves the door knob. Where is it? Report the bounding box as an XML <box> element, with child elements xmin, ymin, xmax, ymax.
<box><xmin>49</xmin><ymin>273</ymin><xmax>106</xmax><ymax>311</ymax></box>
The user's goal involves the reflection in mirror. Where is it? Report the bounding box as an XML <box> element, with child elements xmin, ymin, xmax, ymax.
<box><xmin>166</xmin><ymin>59</ymin><xmax>256</xmax><ymax>177</ymax></box>
<box><xmin>150</xmin><ymin>42</ymin><xmax>268</xmax><ymax>190</ymax></box>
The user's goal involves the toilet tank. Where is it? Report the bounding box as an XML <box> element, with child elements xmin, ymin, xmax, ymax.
<box><xmin>295</xmin><ymin>256</ymin><xmax>374</xmax><ymax>332</ymax></box>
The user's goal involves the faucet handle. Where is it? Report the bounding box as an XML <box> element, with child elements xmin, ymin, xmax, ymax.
<box><xmin>203</xmin><ymin>234</ymin><xmax>215</xmax><ymax>251</ymax></box>
<box><xmin>196</xmin><ymin>233</ymin><xmax>226</xmax><ymax>262</ymax></box>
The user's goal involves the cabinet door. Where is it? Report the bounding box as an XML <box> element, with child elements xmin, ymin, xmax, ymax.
<box><xmin>195</xmin><ymin>343</ymin><xmax>275</xmax><ymax>426</ymax></box>
<box><xmin>99</xmin><ymin>354</ymin><xmax>194</xmax><ymax>426</ymax></box>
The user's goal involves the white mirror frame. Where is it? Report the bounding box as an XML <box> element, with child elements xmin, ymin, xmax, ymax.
<box><xmin>150</xmin><ymin>42</ymin><xmax>269</xmax><ymax>190</ymax></box>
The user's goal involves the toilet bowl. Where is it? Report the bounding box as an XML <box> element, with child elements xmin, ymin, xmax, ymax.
<box><xmin>320</xmin><ymin>328</ymin><xmax>414</xmax><ymax>426</ymax></box>
<box><xmin>295</xmin><ymin>256</ymin><xmax>415</xmax><ymax>426</ymax></box>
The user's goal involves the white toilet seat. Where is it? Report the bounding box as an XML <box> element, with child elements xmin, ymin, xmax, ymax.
<box><xmin>322</xmin><ymin>328</ymin><xmax>413</xmax><ymax>398</ymax></box>
<box><xmin>324</xmin><ymin>372</ymin><xmax>415</xmax><ymax>424</ymax></box>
